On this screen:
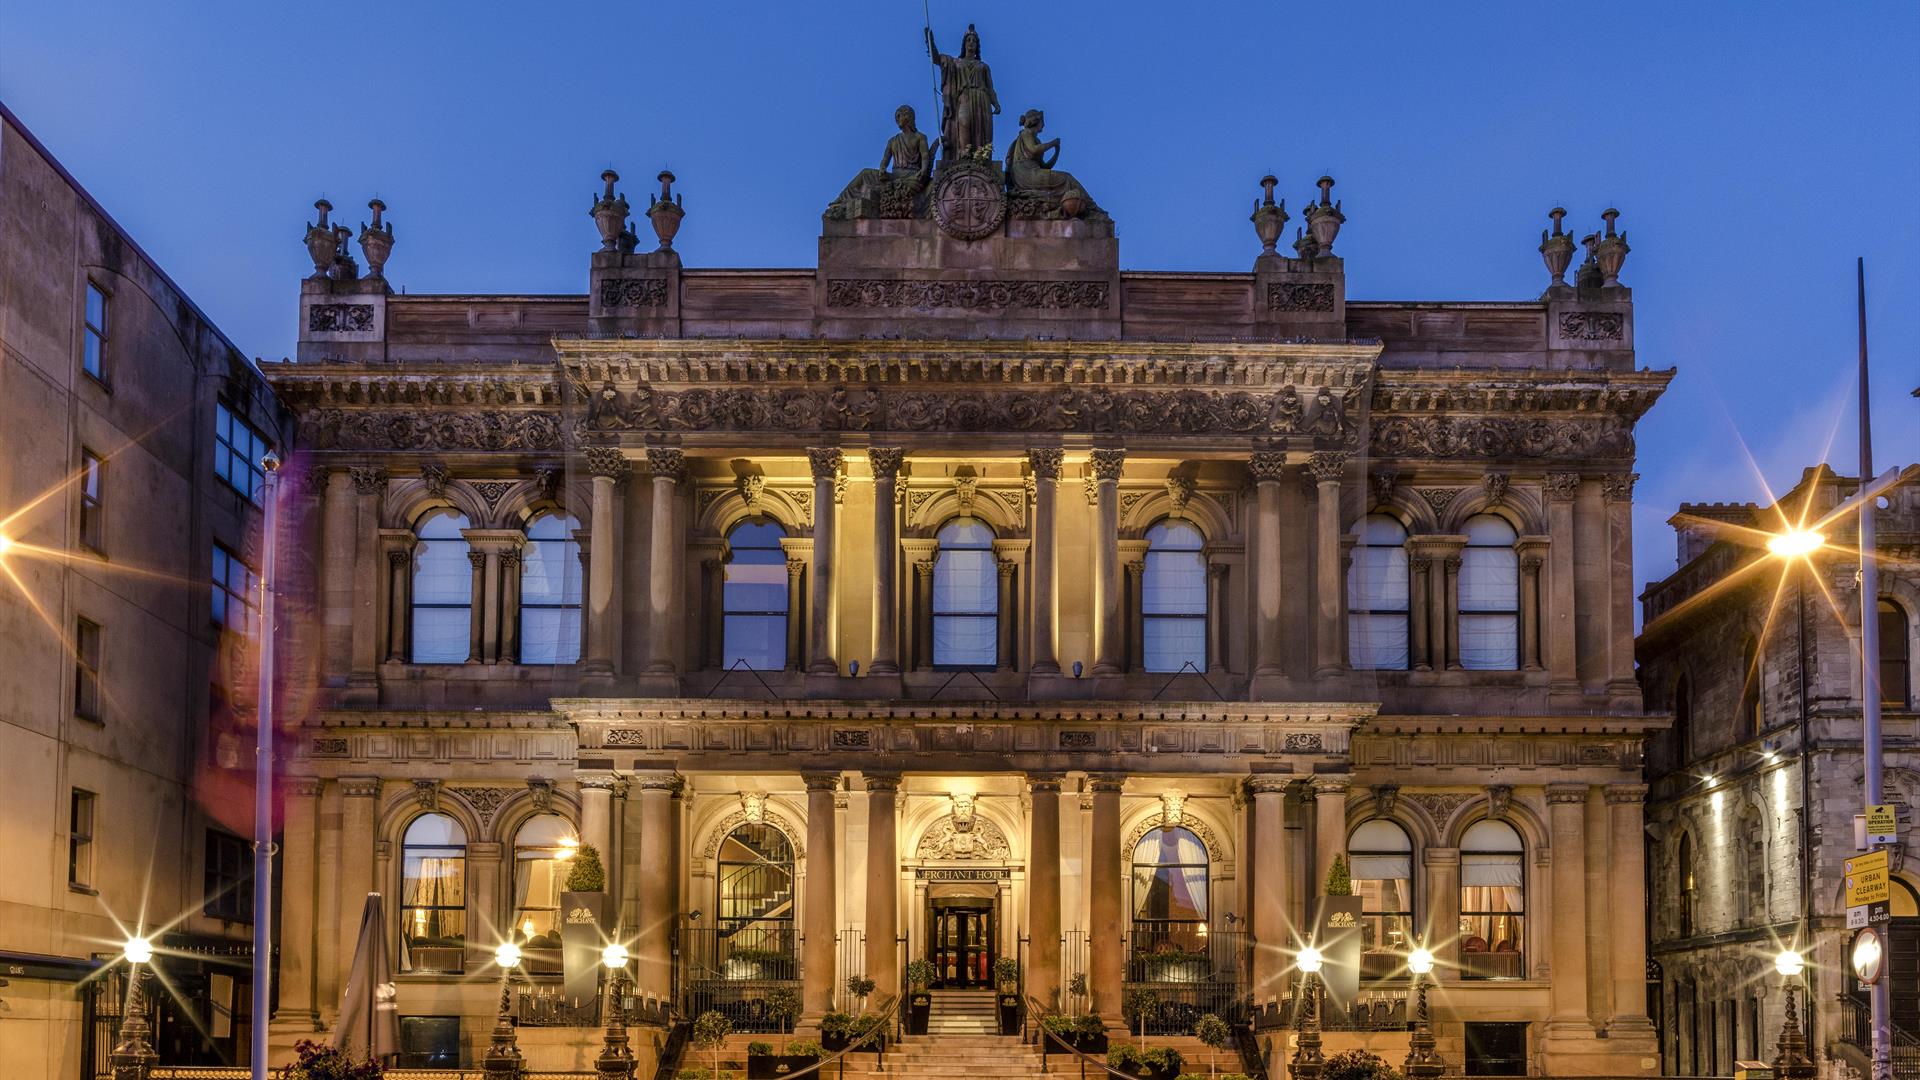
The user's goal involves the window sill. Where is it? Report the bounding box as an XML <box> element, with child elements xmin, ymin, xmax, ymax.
<box><xmin>69</xmin><ymin>883</ymin><xmax>98</xmax><ymax>897</ymax></box>
<box><xmin>74</xmin><ymin>713</ymin><xmax>104</xmax><ymax>726</ymax></box>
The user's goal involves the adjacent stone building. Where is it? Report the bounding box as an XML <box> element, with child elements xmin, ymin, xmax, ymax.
<box><xmin>1639</xmin><ymin>464</ymin><xmax>1920</xmax><ymax>1078</ymax></box>
<box><xmin>258</xmin><ymin>40</ymin><xmax>1670</xmax><ymax>1075</ymax></box>
<box><xmin>0</xmin><ymin>103</ymin><xmax>293</xmax><ymax>1077</ymax></box>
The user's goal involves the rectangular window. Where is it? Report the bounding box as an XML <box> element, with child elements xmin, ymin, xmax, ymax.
<box><xmin>83</xmin><ymin>282</ymin><xmax>108</xmax><ymax>381</ymax></box>
<box><xmin>69</xmin><ymin>789</ymin><xmax>95</xmax><ymax>888</ymax></box>
<box><xmin>211</xmin><ymin>544</ymin><xmax>258</xmax><ymax>635</ymax></box>
<box><xmin>74</xmin><ymin>618</ymin><xmax>102</xmax><ymax>721</ymax></box>
<box><xmin>79</xmin><ymin>449</ymin><xmax>104</xmax><ymax>552</ymax></box>
<box><xmin>203</xmin><ymin>829</ymin><xmax>253</xmax><ymax>922</ymax></box>
<box><xmin>214</xmin><ymin>402</ymin><xmax>272</xmax><ymax>503</ymax></box>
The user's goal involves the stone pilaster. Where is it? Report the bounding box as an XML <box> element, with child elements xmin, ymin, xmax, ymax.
<box><xmin>583</xmin><ymin>448</ymin><xmax>629</xmax><ymax>678</ymax></box>
<box><xmin>337</xmin><ymin>777</ymin><xmax>382</xmax><ymax>983</ymax></box>
<box><xmin>1516</xmin><ymin>537</ymin><xmax>1548</xmax><ymax>671</ymax></box>
<box><xmin>1409</xmin><ymin>553</ymin><xmax>1433</xmax><ymax>671</ymax></box>
<box><xmin>781</xmin><ymin>540</ymin><xmax>808</xmax><ymax>671</ymax></box>
<box><xmin>321</xmin><ymin>469</ymin><xmax>355</xmax><ymax>687</ymax></box>
<box><xmin>1544</xmin><ymin>472</ymin><xmax>1581</xmax><ymax>693</ymax></box>
<box><xmin>1311</xmin><ymin>775</ymin><xmax>1351</xmax><ymax>894</ymax></box>
<box><xmin>801</xmin><ymin>772</ymin><xmax>841</xmax><ymax>1026</ymax></box>
<box><xmin>1205</xmin><ymin>561</ymin><xmax>1229</xmax><ymax>673</ymax></box>
<box><xmin>1544</xmin><ymin>784</ymin><xmax>1591</xmax><ymax>1036</ymax></box>
<box><xmin>1605</xmin><ymin>785</ymin><xmax>1657</xmax><ymax>1042</ymax></box>
<box><xmin>634</xmin><ymin>770</ymin><xmax>680</xmax><ymax>1000</ymax></box>
<box><xmin>1422</xmin><ymin>847</ymin><xmax>1460</xmax><ymax>983</ymax></box>
<box><xmin>864</xmin><ymin>775</ymin><xmax>901</xmax><ymax>993</ymax></box>
<box><xmin>274</xmin><ymin>778</ymin><xmax>322</xmax><ymax>1026</ymax></box>
<box><xmin>1248</xmin><ymin>775</ymin><xmax>1291</xmax><ymax>1004</ymax></box>
<box><xmin>1087</xmin><ymin>775</ymin><xmax>1125</xmax><ymax>1023</ymax></box>
<box><xmin>1027</xmin><ymin>774</ymin><xmax>1064</xmax><ymax>1008</ymax></box>
<box><xmin>314</xmin><ymin>782</ymin><xmax>343</xmax><ymax>1019</ymax></box>
<box><xmin>578</xmin><ymin>772</ymin><xmax>616</xmax><ymax>870</ymax></box>
<box><xmin>1602</xmin><ymin>473</ymin><xmax>1640</xmax><ymax>693</ymax></box>
<box><xmin>868</xmin><ymin>448</ymin><xmax>906</xmax><ymax>674</ymax></box>
<box><xmin>1249</xmin><ymin>452</ymin><xmax>1286</xmax><ymax>675</ymax></box>
<box><xmin>1089</xmin><ymin>450</ymin><xmax>1126</xmax><ymax>675</ymax></box>
<box><xmin>1309</xmin><ymin>451</ymin><xmax>1347</xmax><ymax>677</ymax></box>
<box><xmin>806</xmin><ymin>449</ymin><xmax>842</xmax><ymax>675</ymax></box>
<box><xmin>347</xmin><ymin>467</ymin><xmax>386</xmax><ymax>700</ymax></box>
<box><xmin>1028</xmin><ymin>448</ymin><xmax>1064</xmax><ymax>674</ymax></box>
<box><xmin>645</xmin><ymin>448</ymin><xmax>685</xmax><ymax>675</ymax></box>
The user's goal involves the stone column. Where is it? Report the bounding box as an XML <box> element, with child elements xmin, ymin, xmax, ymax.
<box><xmin>314</xmin><ymin>782</ymin><xmax>343</xmax><ymax>1015</ymax></box>
<box><xmin>868</xmin><ymin>449</ymin><xmax>905</xmax><ymax>674</ymax></box>
<box><xmin>806</xmin><ymin>449</ymin><xmax>841</xmax><ymax>675</ymax></box>
<box><xmin>700</xmin><ymin>554</ymin><xmax>726</xmax><ymax>668</ymax></box>
<box><xmin>801</xmin><ymin>772</ymin><xmax>841</xmax><ymax>1024</ymax></box>
<box><xmin>1248</xmin><ymin>776</ymin><xmax>1291</xmax><ymax>1005</ymax></box>
<box><xmin>466</xmin><ymin>549</ymin><xmax>488</xmax><ymax>662</ymax></box>
<box><xmin>864</xmin><ymin>775</ymin><xmax>900</xmax><ymax>994</ymax></box>
<box><xmin>1249</xmin><ymin>451</ymin><xmax>1287</xmax><ymax>674</ymax></box>
<box><xmin>1408</xmin><ymin>554</ymin><xmax>1433</xmax><ymax>671</ymax></box>
<box><xmin>635</xmin><ymin>771</ymin><xmax>679</xmax><ymax>1000</ymax></box>
<box><xmin>1124</xmin><ymin>555</ymin><xmax>1145</xmax><ymax>670</ymax></box>
<box><xmin>998</xmin><ymin>557</ymin><xmax>1020</xmax><ymax>671</ymax></box>
<box><xmin>1027</xmin><ymin>774</ymin><xmax>1064</xmax><ymax>1008</ymax></box>
<box><xmin>499</xmin><ymin>547</ymin><xmax>524</xmax><ymax>663</ymax></box>
<box><xmin>1606</xmin><ymin>785</ymin><xmax>1656</xmax><ymax>1034</ymax></box>
<box><xmin>1517</xmin><ymin>544</ymin><xmax>1545</xmax><ymax>671</ymax></box>
<box><xmin>337</xmin><ymin>778</ymin><xmax>381</xmax><ymax>985</ymax></box>
<box><xmin>466</xmin><ymin>840</ymin><xmax>503</xmax><ymax>966</ymax></box>
<box><xmin>1089</xmin><ymin>450</ymin><xmax>1126</xmax><ymax>675</ymax></box>
<box><xmin>1544</xmin><ymin>473</ymin><xmax>1580</xmax><ymax>690</ymax></box>
<box><xmin>348</xmin><ymin>468</ymin><xmax>385</xmax><ymax>691</ymax></box>
<box><xmin>1442</xmin><ymin>554</ymin><xmax>1463</xmax><ymax>670</ymax></box>
<box><xmin>583</xmin><ymin>447</ymin><xmax>628</xmax><ymax>677</ymax></box>
<box><xmin>1602</xmin><ymin>474</ymin><xmax>1640</xmax><ymax>691</ymax></box>
<box><xmin>1309</xmin><ymin>451</ymin><xmax>1348</xmax><ymax>678</ymax></box>
<box><xmin>276</xmin><ymin>778</ymin><xmax>321</xmax><ymax>1022</ymax></box>
<box><xmin>1422</xmin><ymin>847</ymin><xmax>1461</xmax><ymax>983</ymax></box>
<box><xmin>320</xmin><ymin>469</ymin><xmax>355</xmax><ymax>685</ymax></box>
<box><xmin>782</xmin><ymin>544</ymin><xmax>807</xmax><ymax>671</ymax></box>
<box><xmin>1311</xmin><ymin>775</ymin><xmax>1351</xmax><ymax>894</ymax></box>
<box><xmin>1087</xmin><ymin>776</ymin><xmax>1125</xmax><ymax>1023</ymax></box>
<box><xmin>911</xmin><ymin>553</ymin><xmax>936</xmax><ymax>671</ymax></box>
<box><xmin>1028</xmin><ymin>448</ymin><xmax>1064</xmax><ymax>674</ymax></box>
<box><xmin>1545</xmin><ymin>784</ymin><xmax>1591</xmax><ymax>1030</ymax></box>
<box><xmin>1205</xmin><ymin>561</ymin><xmax>1228</xmax><ymax>673</ymax></box>
<box><xmin>646</xmin><ymin>447</ymin><xmax>686</xmax><ymax>675</ymax></box>
<box><xmin>578</xmin><ymin>772</ymin><xmax>616</xmax><ymax>868</ymax></box>
<box><xmin>382</xmin><ymin>542</ymin><xmax>411</xmax><ymax>662</ymax></box>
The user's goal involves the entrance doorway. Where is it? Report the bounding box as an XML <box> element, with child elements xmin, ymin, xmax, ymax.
<box><xmin>929</xmin><ymin>898</ymin><xmax>996</xmax><ymax>988</ymax></box>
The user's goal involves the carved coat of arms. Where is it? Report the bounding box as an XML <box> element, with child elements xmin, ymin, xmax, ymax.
<box><xmin>933</xmin><ymin>161</ymin><xmax>1007</xmax><ymax>241</ymax></box>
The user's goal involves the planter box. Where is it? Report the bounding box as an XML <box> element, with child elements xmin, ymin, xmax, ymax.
<box><xmin>748</xmin><ymin>1054</ymin><xmax>822</xmax><ymax>1078</ymax></box>
<box><xmin>820</xmin><ymin>1034</ymin><xmax>850</xmax><ymax>1053</ymax></box>
<box><xmin>1043</xmin><ymin>1030</ymin><xmax>1108</xmax><ymax>1056</ymax></box>
<box><xmin>997</xmin><ymin>994</ymin><xmax>1021</xmax><ymax>1035</ymax></box>
<box><xmin>905</xmin><ymin>994</ymin><xmax>931</xmax><ymax>1035</ymax></box>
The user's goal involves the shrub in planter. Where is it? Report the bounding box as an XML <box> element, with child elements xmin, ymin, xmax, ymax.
<box><xmin>1321</xmin><ymin>1050</ymin><xmax>1403</xmax><ymax>1080</ymax></box>
<box><xmin>850</xmin><ymin>1012</ymin><xmax>887</xmax><ymax>1050</ymax></box>
<box><xmin>287</xmin><ymin>1040</ymin><xmax>384</xmax><ymax>1080</ymax></box>
<box><xmin>1121</xmin><ymin>987</ymin><xmax>1161</xmax><ymax>1046</ymax></box>
<box><xmin>845</xmin><ymin>975</ymin><xmax>877</xmax><ymax>1013</ymax></box>
<box><xmin>764</xmin><ymin>987</ymin><xmax>802</xmax><ymax>1052</ymax></box>
<box><xmin>747</xmin><ymin>1043</ymin><xmax>775</xmax><ymax>1058</ymax></box>
<box><xmin>1041</xmin><ymin>1013</ymin><xmax>1107</xmax><ymax>1054</ymax></box>
<box><xmin>692</xmin><ymin>1010</ymin><xmax>735</xmax><ymax>1080</ymax></box>
<box><xmin>819</xmin><ymin>1011</ymin><xmax>855</xmax><ymax>1051</ymax></box>
<box><xmin>1192</xmin><ymin>1014</ymin><xmax>1232</xmax><ymax>1078</ymax></box>
<box><xmin>904</xmin><ymin>960</ymin><xmax>935</xmax><ymax>1034</ymax></box>
<box><xmin>746</xmin><ymin>1036</ymin><xmax>824</xmax><ymax>1080</ymax></box>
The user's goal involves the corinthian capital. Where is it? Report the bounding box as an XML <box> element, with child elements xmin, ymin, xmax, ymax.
<box><xmin>867</xmin><ymin>446</ymin><xmax>906</xmax><ymax>481</ymax></box>
<box><xmin>1028</xmin><ymin>447</ymin><xmax>1065</xmax><ymax>481</ymax></box>
<box><xmin>1248</xmin><ymin>451</ymin><xmax>1287</xmax><ymax>483</ymax></box>
<box><xmin>1087</xmin><ymin>448</ymin><xmax>1126</xmax><ymax>483</ymax></box>
<box><xmin>645</xmin><ymin>446</ymin><xmax>686</xmax><ymax>483</ymax></box>
<box><xmin>349</xmin><ymin>466</ymin><xmax>387</xmax><ymax>495</ymax></box>
<box><xmin>583</xmin><ymin>446</ymin><xmax>630</xmax><ymax>479</ymax></box>
<box><xmin>807</xmin><ymin>446</ymin><xmax>843</xmax><ymax>480</ymax></box>
<box><xmin>1601</xmin><ymin>472</ymin><xmax>1639</xmax><ymax>503</ymax></box>
<box><xmin>1307</xmin><ymin>450</ymin><xmax>1348</xmax><ymax>484</ymax></box>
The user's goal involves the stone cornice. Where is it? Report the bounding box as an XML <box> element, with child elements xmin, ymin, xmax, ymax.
<box><xmin>551</xmin><ymin>698</ymin><xmax>1375</xmax><ymax>728</ymax></box>
<box><xmin>263</xmin><ymin>364</ymin><xmax>563</xmax><ymax>408</ymax></box>
<box><xmin>1370</xmin><ymin>368</ymin><xmax>1672</xmax><ymax>421</ymax></box>
<box><xmin>1360</xmin><ymin>714</ymin><xmax>1669</xmax><ymax>737</ymax></box>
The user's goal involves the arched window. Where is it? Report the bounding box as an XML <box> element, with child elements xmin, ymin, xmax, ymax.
<box><xmin>1459</xmin><ymin>819</ymin><xmax>1524</xmax><ymax>980</ymax></box>
<box><xmin>399</xmin><ymin>813</ymin><xmax>467</xmax><ymax>973</ymax></box>
<box><xmin>1738</xmin><ymin>637</ymin><xmax>1762</xmax><ymax>737</ymax></box>
<box><xmin>520</xmin><ymin>513</ymin><xmax>581</xmax><ymax>664</ymax></box>
<box><xmin>1880</xmin><ymin>599</ymin><xmax>1912</xmax><ymax>708</ymax></box>
<box><xmin>723</xmin><ymin>520</ymin><xmax>789</xmax><ymax>670</ymax></box>
<box><xmin>1349</xmin><ymin>515</ymin><xmax>1410</xmax><ymax>669</ymax></box>
<box><xmin>1350</xmin><ymin>819</ymin><xmax>1414</xmax><ymax>975</ymax></box>
<box><xmin>1458</xmin><ymin>514</ymin><xmax>1518</xmax><ymax>669</ymax></box>
<box><xmin>1131</xmin><ymin>825</ymin><xmax>1209</xmax><ymax>956</ymax></box>
<box><xmin>1740</xmin><ymin>813</ymin><xmax>1767</xmax><ymax>924</ymax></box>
<box><xmin>716</xmin><ymin>823</ymin><xmax>796</xmax><ymax>976</ymax></box>
<box><xmin>933</xmin><ymin>517</ymin><xmax>998</xmax><ymax>668</ymax></box>
<box><xmin>512</xmin><ymin>814</ymin><xmax>576</xmax><ymax>972</ymax></box>
<box><xmin>411</xmin><ymin>509</ymin><xmax>473</xmax><ymax>663</ymax></box>
<box><xmin>1142</xmin><ymin>520</ymin><xmax>1207</xmax><ymax>672</ymax></box>
<box><xmin>1678</xmin><ymin>832</ymin><xmax>1697</xmax><ymax>937</ymax></box>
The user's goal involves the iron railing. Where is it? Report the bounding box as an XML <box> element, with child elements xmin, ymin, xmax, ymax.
<box><xmin>1122</xmin><ymin>926</ymin><xmax>1250</xmax><ymax>1034</ymax></box>
<box><xmin>1840</xmin><ymin>995</ymin><xmax>1920</xmax><ymax>1080</ymax></box>
<box><xmin>676</xmin><ymin>925</ymin><xmax>799</xmax><ymax>1031</ymax></box>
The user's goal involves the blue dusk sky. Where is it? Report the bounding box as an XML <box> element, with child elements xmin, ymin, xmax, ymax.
<box><xmin>3</xmin><ymin>0</ymin><xmax>1915</xmax><ymax>601</ymax></box>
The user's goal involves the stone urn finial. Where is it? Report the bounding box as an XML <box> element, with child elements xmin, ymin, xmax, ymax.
<box><xmin>1250</xmin><ymin>174</ymin><xmax>1288</xmax><ymax>256</ymax></box>
<box><xmin>1303</xmin><ymin>175</ymin><xmax>1345</xmax><ymax>254</ymax></box>
<box><xmin>1594</xmin><ymin>208</ymin><xmax>1630</xmax><ymax>287</ymax></box>
<box><xmin>358</xmin><ymin>198</ymin><xmax>395</xmax><ymax>281</ymax></box>
<box><xmin>647</xmin><ymin>169</ymin><xmax>685</xmax><ymax>251</ymax></box>
<box><xmin>1538</xmin><ymin>206</ymin><xmax>1574</xmax><ymax>286</ymax></box>
<box><xmin>590</xmin><ymin>169</ymin><xmax>630</xmax><ymax>252</ymax></box>
<box><xmin>303</xmin><ymin>198</ymin><xmax>339</xmax><ymax>280</ymax></box>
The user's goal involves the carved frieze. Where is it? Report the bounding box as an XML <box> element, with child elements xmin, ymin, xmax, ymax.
<box><xmin>1371</xmin><ymin>416</ymin><xmax>1634</xmax><ymax>462</ymax></box>
<box><xmin>1266</xmin><ymin>282</ymin><xmax>1336</xmax><ymax>312</ymax></box>
<box><xmin>598</xmin><ymin>277</ymin><xmax>669</xmax><ymax>308</ymax></box>
<box><xmin>309</xmin><ymin>303</ymin><xmax>375</xmax><ymax>332</ymax></box>
<box><xmin>450</xmin><ymin>786</ymin><xmax>511</xmax><ymax>829</ymax></box>
<box><xmin>300</xmin><ymin>409</ymin><xmax>563</xmax><ymax>452</ymax></box>
<box><xmin>1407</xmin><ymin>791</ymin><xmax>1473</xmax><ymax>826</ymax></box>
<box><xmin>825</xmin><ymin>278</ymin><xmax>1110</xmax><ymax>312</ymax></box>
<box><xmin>1558</xmin><ymin>311</ymin><xmax>1624</xmax><ymax>341</ymax></box>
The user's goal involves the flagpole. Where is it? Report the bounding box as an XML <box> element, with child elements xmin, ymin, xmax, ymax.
<box><xmin>1856</xmin><ymin>257</ymin><xmax>1889</xmax><ymax>1080</ymax></box>
<box><xmin>251</xmin><ymin>452</ymin><xmax>281</xmax><ymax>1080</ymax></box>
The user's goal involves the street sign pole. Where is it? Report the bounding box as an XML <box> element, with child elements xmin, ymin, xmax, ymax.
<box><xmin>1853</xmin><ymin>257</ymin><xmax>1888</xmax><ymax>1080</ymax></box>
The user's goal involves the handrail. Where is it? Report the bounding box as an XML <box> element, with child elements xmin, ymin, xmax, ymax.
<box><xmin>756</xmin><ymin>990</ymin><xmax>904</xmax><ymax>1080</ymax></box>
<box><xmin>1026</xmin><ymin>994</ymin><xmax>1149</xmax><ymax>1080</ymax></box>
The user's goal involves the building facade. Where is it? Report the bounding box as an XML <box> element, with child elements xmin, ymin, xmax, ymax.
<box><xmin>259</xmin><ymin>54</ymin><xmax>1669</xmax><ymax>1076</ymax></box>
<box><xmin>0</xmin><ymin>104</ymin><xmax>293</xmax><ymax>1078</ymax></box>
<box><xmin>1639</xmin><ymin>465</ymin><xmax>1920</xmax><ymax>1078</ymax></box>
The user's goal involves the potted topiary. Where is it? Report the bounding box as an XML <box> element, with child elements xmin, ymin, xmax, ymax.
<box><xmin>1321</xmin><ymin>1049</ymin><xmax>1404</xmax><ymax>1080</ymax></box>
<box><xmin>993</xmin><ymin>957</ymin><xmax>1021</xmax><ymax>1034</ymax></box>
<box><xmin>1041</xmin><ymin>1012</ymin><xmax>1107</xmax><ymax>1055</ymax></box>
<box><xmin>1108</xmin><ymin>1044</ymin><xmax>1185</xmax><ymax>1080</ymax></box>
<box><xmin>904</xmin><ymin>958</ymin><xmax>935</xmax><ymax>1035</ymax></box>
<box><xmin>691</xmin><ymin>1010</ymin><xmax>734</xmax><ymax>1080</ymax></box>
<box><xmin>1192</xmin><ymin>1014</ymin><xmax>1231</xmax><ymax>1079</ymax></box>
<box><xmin>765</xmin><ymin>987</ymin><xmax>802</xmax><ymax>1052</ymax></box>
<box><xmin>850</xmin><ymin>1011</ymin><xmax>888</xmax><ymax>1055</ymax></box>
<box><xmin>845</xmin><ymin>975</ymin><xmax>876</xmax><ymax>1015</ymax></box>
<box><xmin>287</xmin><ymin>1039</ymin><xmax>384</xmax><ymax>1079</ymax></box>
<box><xmin>1313</xmin><ymin>854</ymin><xmax>1364</xmax><ymax>1014</ymax></box>
<box><xmin>560</xmin><ymin>842</ymin><xmax>610</xmax><ymax>1007</ymax></box>
<box><xmin>819</xmin><ymin>1010</ymin><xmax>855</xmax><ymax>1052</ymax></box>
<box><xmin>1122</xmin><ymin>987</ymin><xmax>1161</xmax><ymax>1049</ymax></box>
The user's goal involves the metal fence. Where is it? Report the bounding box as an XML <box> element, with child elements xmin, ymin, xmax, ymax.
<box><xmin>1122</xmin><ymin>926</ymin><xmax>1250</xmax><ymax>1034</ymax></box>
<box><xmin>676</xmin><ymin>925</ymin><xmax>800</xmax><ymax>1031</ymax></box>
<box><xmin>1841</xmin><ymin>995</ymin><xmax>1920</xmax><ymax>1080</ymax></box>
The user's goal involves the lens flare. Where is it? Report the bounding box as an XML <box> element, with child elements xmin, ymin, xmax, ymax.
<box><xmin>1296</xmin><ymin>946</ymin><xmax>1323</xmax><ymax>973</ymax></box>
<box><xmin>1766</xmin><ymin>529</ymin><xmax>1826</xmax><ymax>559</ymax></box>
<box><xmin>123</xmin><ymin>935</ymin><xmax>154</xmax><ymax>964</ymax></box>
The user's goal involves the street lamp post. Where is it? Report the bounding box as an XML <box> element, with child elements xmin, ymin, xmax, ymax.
<box><xmin>111</xmin><ymin>936</ymin><xmax>157</xmax><ymax>1080</ymax></box>
<box><xmin>251</xmin><ymin>451</ymin><xmax>281</xmax><ymax>1080</ymax></box>
<box><xmin>1290</xmin><ymin>948</ymin><xmax>1325</xmax><ymax>1080</ymax></box>
<box><xmin>598</xmin><ymin>943</ymin><xmax>636</xmax><ymax>1080</ymax></box>
<box><xmin>485</xmin><ymin>942</ymin><xmax>526</xmax><ymax>1079</ymax></box>
<box><xmin>1852</xmin><ymin>256</ymin><xmax>1889</xmax><ymax>1080</ymax></box>
<box><xmin>1773</xmin><ymin>951</ymin><xmax>1816</xmax><ymax>1080</ymax></box>
<box><xmin>1403</xmin><ymin>947</ymin><xmax>1446</xmax><ymax>1079</ymax></box>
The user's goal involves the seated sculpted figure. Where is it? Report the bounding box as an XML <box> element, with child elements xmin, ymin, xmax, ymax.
<box><xmin>825</xmin><ymin>105</ymin><xmax>937</xmax><ymax>220</ymax></box>
<box><xmin>1004</xmin><ymin>108</ymin><xmax>1096</xmax><ymax>215</ymax></box>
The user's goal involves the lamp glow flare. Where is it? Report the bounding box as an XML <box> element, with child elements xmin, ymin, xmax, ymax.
<box><xmin>1766</xmin><ymin>529</ymin><xmax>1826</xmax><ymax>559</ymax></box>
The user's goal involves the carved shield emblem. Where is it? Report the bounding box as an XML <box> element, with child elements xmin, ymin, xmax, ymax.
<box><xmin>933</xmin><ymin>162</ymin><xmax>1008</xmax><ymax>241</ymax></box>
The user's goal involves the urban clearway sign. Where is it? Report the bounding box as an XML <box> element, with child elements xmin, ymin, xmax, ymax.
<box><xmin>1845</xmin><ymin>850</ymin><xmax>1891</xmax><ymax>907</ymax></box>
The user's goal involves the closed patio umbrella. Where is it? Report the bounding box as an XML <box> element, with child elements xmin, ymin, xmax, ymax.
<box><xmin>333</xmin><ymin>892</ymin><xmax>400</xmax><ymax>1062</ymax></box>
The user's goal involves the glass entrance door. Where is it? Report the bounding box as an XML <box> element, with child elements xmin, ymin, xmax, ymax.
<box><xmin>931</xmin><ymin>904</ymin><xmax>995</xmax><ymax>988</ymax></box>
